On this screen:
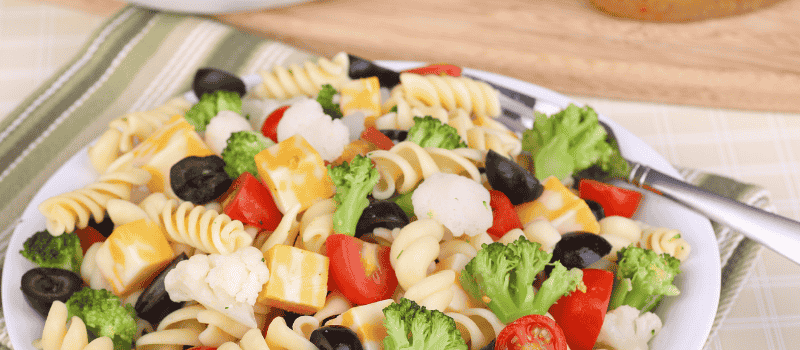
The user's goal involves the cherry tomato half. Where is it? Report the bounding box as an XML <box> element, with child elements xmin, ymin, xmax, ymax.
<box><xmin>261</xmin><ymin>105</ymin><xmax>290</xmax><ymax>143</ymax></box>
<box><xmin>548</xmin><ymin>269</ymin><xmax>614</xmax><ymax>350</ymax></box>
<box><xmin>326</xmin><ymin>234</ymin><xmax>398</xmax><ymax>305</ymax></box>
<box><xmin>404</xmin><ymin>64</ymin><xmax>462</xmax><ymax>77</ymax></box>
<box><xmin>578</xmin><ymin>179</ymin><xmax>642</xmax><ymax>218</ymax></box>
<box><xmin>495</xmin><ymin>314</ymin><xmax>568</xmax><ymax>350</ymax></box>
<box><xmin>222</xmin><ymin>172</ymin><xmax>283</xmax><ymax>231</ymax></box>
<box><xmin>487</xmin><ymin>190</ymin><xmax>524</xmax><ymax>240</ymax></box>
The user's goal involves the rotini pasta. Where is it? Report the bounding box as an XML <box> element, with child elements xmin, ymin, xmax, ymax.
<box><xmin>37</xmin><ymin>166</ymin><xmax>151</xmax><ymax>236</ymax></box>
<box><xmin>402</xmin><ymin>269</ymin><xmax>457</xmax><ymax>312</ymax></box>
<box><xmin>39</xmin><ymin>301</ymin><xmax>113</xmax><ymax>350</ymax></box>
<box><xmin>446</xmin><ymin>308</ymin><xmax>506</xmax><ymax>350</ymax></box>
<box><xmin>80</xmin><ymin>242</ymin><xmax>112</xmax><ymax>291</ymax></box>
<box><xmin>88</xmin><ymin>97</ymin><xmax>192</xmax><ymax>173</ymax></box>
<box><xmin>375</xmin><ymin>87</ymin><xmax>455</xmax><ymax>130</ymax></box>
<box><xmin>639</xmin><ymin>223</ymin><xmax>692</xmax><ymax>261</ymax></box>
<box><xmin>252</xmin><ymin>52</ymin><xmax>350</xmax><ymax>100</ymax></box>
<box><xmin>297</xmin><ymin>198</ymin><xmax>336</xmax><ymax>254</ymax></box>
<box><xmin>385</xmin><ymin>73</ymin><xmax>501</xmax><ymax>119</ymax></box>
<box><xmin>264</xmin><ymin>317</ymin><xmax>317</xmax><ymax>350</ymax></box>
<box><xmin>390</xmin><ymin>219</ymin><xmax>445</xmax><ymax>290</ymax></box>
<box><xmin>313</xmin><ymin>290</ymin><xmax>354</xmax><ymax>325</ymax></box>
<box><xmin>138</xmin><ymin>193</ymin><xmax>253</xmax><ymax>255</ymax></box>
<box><xmin>368</xmin><ymin>141</ymin><xmax>481</xmax><ymax>199</ymax></box>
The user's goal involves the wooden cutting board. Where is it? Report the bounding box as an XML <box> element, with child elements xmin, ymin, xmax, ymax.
<box><xmin>42</xmin><ymin>0</ymin><xmax>800</xmax><ymax>113</ymax></box>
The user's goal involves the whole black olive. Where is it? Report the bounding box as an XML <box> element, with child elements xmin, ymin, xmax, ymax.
<box><xmin>310</xmin><ymin>325</ymin><xmax>365</xmax><ymax>350</ymax></box>
<box><xmin>135</xmin><ymin>253</ymin><xmax>189</xmax><ymax>325</ymax></box>
<box><xmin>355</xmin><ymin>200</ymin><xmax>410</xmax><ymax>238</ymax></box>
<box><xmin>485</xmin><ymin>150</ymin><xmax>544</xmax><ymax>205</ymax></box>
<box><xmin>170</xmin><ymin>155</ymin><xmax>232</xmax><ymax>204</ymax></box>
<box><xmin>584</xmin><ymin>199</ymin><xmax>605</xmax><ymax>221</ymax></box>
<box><xmin>549</xmin><ymin>232</ymin><xmax>612</xmax><ymax>274</ymax></box>
<box><xmin>21</xmin><ymin>267</ymin><xmax>83</xmax><ymax>318</ymax></box>
<box><xmin>193</xmin><ymin>68</ymin><xmax>246</xmax><ymax>98</ymax></box>
<box><xmin>347</xmin><ymin>54</ymin><xmax>401</xmax><ymax>88</ymax></box>
<box><xmin>379</xmin><ymin>129</ymin><xmax>407</xmax><ymax>143</ymax></box>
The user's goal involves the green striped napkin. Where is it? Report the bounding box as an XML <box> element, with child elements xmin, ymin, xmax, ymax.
<box><xmin>0</xmin><ymin>5</ymin><xmax>768</xmax><ymax>349</ymax></box>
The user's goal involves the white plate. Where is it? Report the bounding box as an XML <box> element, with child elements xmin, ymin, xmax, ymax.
<box><xmin>127</xmin><ymin>0</ymin><xmax>313</xmax><ymax>14</ymax></box>
<box><xmin>2</xmin><ymin>62</ymin><xmax>721</xmax><ymax>350</ymax></box>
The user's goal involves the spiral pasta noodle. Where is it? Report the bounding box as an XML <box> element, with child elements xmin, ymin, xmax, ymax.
<box><xmin>384</xmin><ymin>73</ymin><xmax>501</xmax><ymax>119</ymax></box>
<box><xmin>375</xmin><ymin>87</ymin><xmax>454</xmax><ymax>130</ymax></box>
<box><xmin>139</xmin><ymin>193</ymin><xmax>253</xmax><ymax>255</ymax></box>
<box><xmin>402</xmin><ymin>269</ymin><xmax>457</xmax><ymax>312</ymax></box>
<box><xmin>297</xmin><ymin>198</ymin><xmax>336</xmax><ymax>254</ymax></box>
<box><xmin>37</xmin><ymin>166</ymin><xmax>151</xmax><ymax>236</ymax></box>
<box><xmin>38</xmin><ymin>301</ymin><xmax>113</xmax><ymax>350</ymax></box>
<box><xmin>368</xmin><ymin>141</ymin><xmax>481</xmax><ymax>199</ymax></box>
<box><xmin>390</xmin><ymin>219</ymin><xmax>445</xmax><ymax>290</ymax></box>
<box><xmin>252</xmin><ymin>52</ymin><xmax>350</xmax><ymax>100</ymax></box>
<box><xmin>88</xmin><ymin>97</ymin><xmax>192</xmax><ymax>173</ymax></box>
<box><xmin>446</xmin><ymin>308</ymin><xmax>506</xmax><ymax>350</ymax></box>
<box><xmin>264</xmin><ymin>317</ymin><xmax>318</xmax><ymax>350</ymax></box>
<box><xmin>639</xmin><ymin>223</ymin><xmax>691</xmax><ymax>261</ymax></box>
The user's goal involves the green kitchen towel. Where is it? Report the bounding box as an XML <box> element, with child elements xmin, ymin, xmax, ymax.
<box><xmin>0</xmin><ymin>5</ymin><xmax>767</xmax><ymax>349</ymax></box>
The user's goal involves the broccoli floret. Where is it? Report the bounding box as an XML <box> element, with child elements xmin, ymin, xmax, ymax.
<box><xmin>460</xmin><ymin>236</ymin><xmax>586</xmax><ymax>324</ymax></box>
<box><xmin>316</xmin><ymin>84</ymin><xmax>343</xmax><ymax>119</ymax></box>
<box><xmin>328</xmin><ymin>155</ymin><xmax>380</xmax><ymax>236</ymax></box>
<box><xmin>522</xmin><ymin>104</ymin><xmax>627</xmax><ymax>181</ymax></box>
<box><xmin>407</xmin><ymin>116</ymin><xmax>466</xmax><ymax>150</ymax></box>
<box><xmin>185</xmin><ymin>90</ymin><xmax>242</xmax><ymax>132</ymax></box>
<box><xmin>608</xmin><ymin>246</ymin><xmax>681</xmax><ymax>313</ymax></box>
<box><xmin>66</xmin><ymin>288</ymin><xmax>137</xmax><ymax>350</ymax></box>
<box><xmin>383</xmin><ymin>298</ymin><xmax>467</xmax><ymax>350</ymax></box>
<box><xmin>221</xmin><ymin>130</ymin><xmax>275</xmax><ymax>179</ymax></box>
<box><xmin>20</xmin><ymin>229</ymin><xmax>82</xmax><ymax>273</ymax></box>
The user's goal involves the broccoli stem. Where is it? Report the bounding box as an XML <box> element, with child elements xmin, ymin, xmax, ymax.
<box><xmin>333</xmin><ymin>188</ymin><xmax>372</xmax><ymax>236</ymax></box>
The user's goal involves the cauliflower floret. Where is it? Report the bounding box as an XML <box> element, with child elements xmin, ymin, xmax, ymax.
<box><xmin>596</xmin><ymin>305</ymin><xmax>663</xmax><ymax>350</ymax></box>
<box><xmin>411</xmin><ymin>172</ymin><xmax>492</xmax><ymax>237</ymax></box>
<box><xmin>164</xmin><ymin>246</ymin><xmax>269</xmax><ymax>328</ymax></box>
<box><xmin>205</xmin><ymin>110</ymin><xmax>253</xmax><ymax>154</ymax></box>
<box><xmin>276</xmin><ymin>98</ymin><xmax>349</xmax><ymax>162</ymax></box>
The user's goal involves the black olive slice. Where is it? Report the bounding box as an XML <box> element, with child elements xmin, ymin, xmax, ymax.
<box><xmin>21</xmin><ymin>267</ymin><xmax>83</xmax><ymax>318</ymax></box>
<box><xmin>134</xmin><ymin>253</ymin><xmax>189</xmax><ymax>325</ymax></box>
<box><xmin>584</xmin><ymin>199</ymin><xmax>605</xmax><ymax>221</ymax></box>
<box><xmin>549</xmin><ymin>232</ymin><xmax>612</xmax><ymax>274</ymax></box>
<box><xmin>480</xmin><ymin>339</ymin><xmax>496</xmax><ymax>350</ymax></box>
<box><xmin>193</xmin><ymin>68</ymin><xmax>246</xmax><ymax>98</ymax></box>
<box><xmin>355</xmin><ymin>200</ymin><xmax>410</xmax><ymax>238</ymax></box>
<box><xmin>485</xmin><ymin>150</ymin><xmax>544</xmax><ymax>205</ymax></box>
<box><xmin>310</xmin><ymin>325</ymin><xmax>365</xmax><ymax>350</ymax></box>
<box><xmin>170</xmin><ymin>155</ymin><xmax>232</xmax><ymax>205</ymax></box>
<box><xmin>347</xmin><ymin>54</ymin><xmax>401</xmax><ymax>88</ymax></box>
<box><xmin>378</xmin><ymin>129</ymin><xmax>407</xmax><ymax>143</ymax></box>
<box><xmin>87</xmin><ymin>214</ymin><xmax>114</xmax><ymax>237</ymax></box>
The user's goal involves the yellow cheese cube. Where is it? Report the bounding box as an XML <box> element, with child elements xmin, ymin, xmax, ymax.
<box><xmin>131</xmin><ymin>115</ymin><xmax>214</xmax><ymax>197</ymax></box>
<box><xmin>515</xmin><ymin>176</ymin><xmax>600</xmax><ymax>234</ymax></box>
<box><xmin>339</xmin><ymin>299</ymin><xmax>394</xmax><ymax>350</ymax></box>
<box><xmin>339</xmin><ymin>77</ymin><xmax>381</xmax><ymax>123</ymax></box>
<box><xmin>94</xmin><ymin>219</ymin><xmax>174</xmax><ymax>296</ymax></box>
<box><xmin>255</xmin><ymin>135</ymin><xmax>335</xmax><ymax>214</ymax></box>
<box><xmin>258</xmin><ymin>244</ymin><xmax>328</xmax><ymax>314</ymax></box>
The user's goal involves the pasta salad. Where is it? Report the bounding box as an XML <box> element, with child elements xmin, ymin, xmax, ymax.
<box><xmin>19</xmin><ymin>52</ymin><xmax>693</xmax><ymax>350</ymax></box>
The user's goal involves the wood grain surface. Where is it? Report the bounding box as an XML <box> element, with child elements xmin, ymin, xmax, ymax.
<box><xmin>39</xmin><ymin>0</ymin><xmax>800</xmax><ymax>112</ymax></box>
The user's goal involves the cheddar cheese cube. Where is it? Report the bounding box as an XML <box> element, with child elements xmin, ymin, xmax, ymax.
<box><xmin>94</xmin><ymin>219</ymin><xmax>174</xmax><ymax>296</ymax></box>
<box><xmin>339</xmin><ymin>77</ymin><xmax>381</xmax><ymax>124</ymax></box>
<box><xmin>515</xmin><ymin>176</ymin><xmax>600</xmax><ymax>234</ymax></box>
<box><xmin>255</xmin><ymin>135</ymin><xmax>335</xmax><ymax>214</ymax></box>
<box><xmin>131</xmin><ymin>115</ymin><xmax>214</xmax><ymax>197</ymax></box>
<box><xmin>258</xmin><ymin>244</ymin><xmax>328</xmax><ymax>314</ymax></box>
<box><xmin>338</xmin><ymin>299</ymin><xmax>394</xmax><ymax>350</ymax></box>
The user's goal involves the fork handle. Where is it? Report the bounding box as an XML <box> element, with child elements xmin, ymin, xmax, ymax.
<box><xmin>627</xmin><ymin>162</ymin><xmax>800</xmax><ymax>266</ymax></box>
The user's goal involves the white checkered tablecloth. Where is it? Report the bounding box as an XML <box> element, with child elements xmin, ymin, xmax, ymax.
<box><xmin>1</xmin><ymin>0</ymin><xmax>800</xmax><ymax>349</ymax></box>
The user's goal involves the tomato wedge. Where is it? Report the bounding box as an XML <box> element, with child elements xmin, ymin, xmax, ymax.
<box><xmin>74</xmin><ymin>226</ymin><xmax>106</xmax><ymax>255</ymax></box>
<box><xmin>222</xmin><ymin>172</ymin><xmax>283</xmax><ymax>231</ymax></box>
<box><xmin>404</xmin><ymin>63</ymin><xmax>462</xmax><ymax>77</ymax></box>
<box><xmin>578</xmin><ymin>179</ymin><xmax>642</xmax><ymax>218</ymax></box>
<box><xmin>487</xmin><ymin>190</ymin><xmax>524</xmax><ymax>240</ymax></box>
<box><xmin>360</xmin><ymin>126</ymin><xmax>395</xmax><ymax>151</ymax></box>
<box><xmin>261</xmin><ymin>105</ymin><xmax>290</xmax><ymax>143</ymax></box>
<box><xmin>548</xmin><ymin>269</ymin><xmax>614</xmax><ymax>350</ymax></box>
<box><xmin>325</xmin><ymin>234</ymin><xmax>398</xmax><ymax>305</ymax></box>
<box><xmin>495</xmin><ymin>314</ymin><xmax>567</xmax><ymax>350</ymax></box>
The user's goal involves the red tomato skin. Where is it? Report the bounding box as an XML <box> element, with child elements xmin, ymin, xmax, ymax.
<box><xmin>74</xmin><ymin>226</ymin><xmax>106</xmax><ymax>254</ymax></box>
<box><xmin>187</xmin><ymin>347</ymin><xmax>217</xmax><ymax>350</ymax></box>
<box><xmin>548</xmin><ymin>269</ymin><xmax>614</xmax><ymax>350</ymax></box>
<box><xmin>360</xmin><ymin>126</ymin><xmax>395</xmax><ymax>151</ymax></box>
<box><xmin>325</xmin><ymin>234</ymin><xmax>398</xmax><ymax>305</ymax></box>
<box><xmin>578</xmin><ymin>179</ymin><xmax>643</xmax><ymax>218</ymax></box>
<box><xmin>495</xmin><ymin>314</ymin><xmax>568</xmax><ymax>350</ymax></box>
<box><xmin>487</xmin><ymin>190</ymin><xmax>524</xmax><ymax>240</ymax></box>
<box><xmin>261</xmin><ymin>105</ymin><xmax>290</xmax><ymax>143</ymax></box>
<box><xmin>223</xmin><ymin>172</ymin><xmax>283</xmax><ymax>231</ymax></box>
<box><xmin>404</xmin><ymin>64</ymin><xmax>462</xmax><ymax>77</ymax></box>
